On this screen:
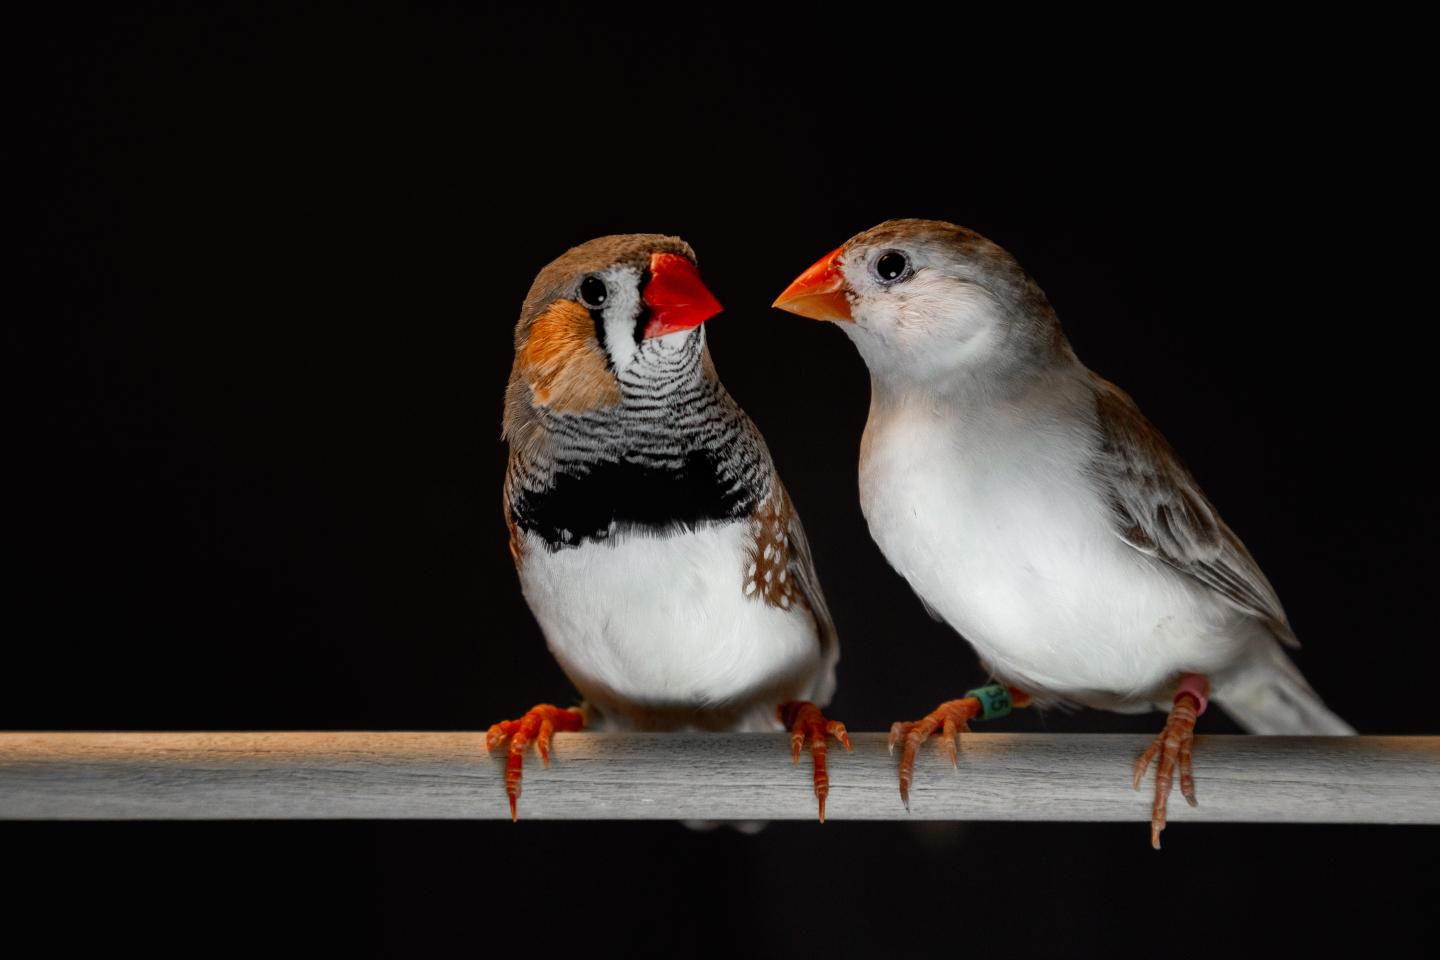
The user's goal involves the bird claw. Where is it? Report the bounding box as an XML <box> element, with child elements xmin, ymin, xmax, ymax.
<box><xmin>484</xmin><ymin>703</ymin><xmax>584</xmax><ymax>821</ymax></box>
<box><xmin>778</xmin><ymin>701</ymin><xmax>851</xmax><ymax>823</ymax></box>
<box><xmin>1132</xmin><ymin>693</ymin><xmax>1201</xmax><ymax>849</ymax></box>
<box><xmin>889</xmin><ymin>698</ymin><xmax>981</xmax><ymax>811</ymax></box>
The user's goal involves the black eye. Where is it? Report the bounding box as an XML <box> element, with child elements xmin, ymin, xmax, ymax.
<box><xmin>579</xmin><ymin>275</ymin><xmax>608</xmax><ymax>309</ymax></box>
<box><xmin>874</xmin><ymin>251</ymin><xmax>910</xmax><ymax>283</ymax></box>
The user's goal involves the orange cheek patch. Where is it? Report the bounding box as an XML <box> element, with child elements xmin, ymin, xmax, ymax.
<box><xmin>519</xmin><ymin>300</ymin><xmax>622</xmax><ymax>412</ymax></box>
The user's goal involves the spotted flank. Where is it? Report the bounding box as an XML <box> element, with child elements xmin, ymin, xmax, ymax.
<box><xmin>745</xmin><ymin>493</ymin><xmax>804</xmax><ymax>612</ymax></box>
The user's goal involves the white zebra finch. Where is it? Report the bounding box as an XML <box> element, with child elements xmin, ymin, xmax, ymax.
<box><xmin>774</xmin><ymin>219</ymin><xmax>1354</xmax><ymax>847</ymax></box>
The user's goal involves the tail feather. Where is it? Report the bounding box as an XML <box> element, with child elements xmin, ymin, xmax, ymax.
<box><xmin>1214</xmin><ymin>642</ymin><xmax>1356</xmax><ymax>735</ymax></box>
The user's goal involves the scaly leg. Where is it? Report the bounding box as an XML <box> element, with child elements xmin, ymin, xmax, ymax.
<box><xmin>1133</xmin><ymin>673</ymin><xmax>1209</xmax><ymax>849</ymax></box>
<box><xmin>888</xmin><ymin>685</ymin><xmax>1031</xmax><ymax>810</ymax></box>
<box><xmin>778</xmin><ymin>701</ymin><xmax>852</xmax><ymax>823</ymax></box>
<box><xmin>484</xmin><ymin>703</ymin><xmax>585</xmax><ymax>821</ymax></box>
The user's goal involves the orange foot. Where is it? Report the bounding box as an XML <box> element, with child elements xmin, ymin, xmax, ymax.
<box><xmin>778</xmin><ymin>701</ymin><xmax>852</xmax><ymax>823</ymax></box>
<box><xmin>1133</xmin><ymin>674</ymin><xmax>1208</xmax><ymax>849</ymax></box>
<box><xmin>484</xmin><ymin>703</ymin><xmax>585</xmax><ymax>821</ymax></box>
<box><xmin>889</xmin><ymin>685</ymin><xmax>1031</xmax><ymax>810</ymax></box>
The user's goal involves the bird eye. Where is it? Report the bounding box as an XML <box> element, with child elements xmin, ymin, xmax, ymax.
<box><xmin>579</xmin><ymin>275</ymin><xmax>608</xmax><ymax>309</ymax></box>
<box><xmin>873</xmin><ymin>250</ymin><xmax>911</xmax><ymax>283</ymax></box>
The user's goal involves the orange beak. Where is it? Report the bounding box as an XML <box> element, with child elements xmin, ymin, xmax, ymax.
<box><xmin>772</xmin><ymin>246</ymin><xmax>852</xmax><ymax>322</ymax></box>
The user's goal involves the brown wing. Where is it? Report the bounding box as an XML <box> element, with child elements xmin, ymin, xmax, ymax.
<box><xmin>1091</xmin><ymin>375</ymin><xmax>1296</xmax><ymax>645</ymax></box>
<box><xmin>502</xmin><ymin>454</ymin><xmax>526</xmax><ymax>569</ymax></box>
<box><xmin>781</xmin><ymin>493</ymin><xmax>839</xmax><ymax>658</ymax></box>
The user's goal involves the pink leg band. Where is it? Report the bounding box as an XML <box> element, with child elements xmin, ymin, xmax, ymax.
<box><xmin>1175</xmin><ymin>673</ymin><xmax>1210</xmax><ymax>715</ymax></box>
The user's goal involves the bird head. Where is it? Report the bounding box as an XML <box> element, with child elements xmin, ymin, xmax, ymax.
<box><xmin>772</xmin><ymin>219</ymin><xmax>1063</xmax><ymax>387</ymax></box>
<box><xmin>510</xmin><ymin>234</ymin><xmax>723</xmax><ymax>415</ymax></box>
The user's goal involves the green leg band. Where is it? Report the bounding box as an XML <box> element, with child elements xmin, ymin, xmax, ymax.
<box><xmin>963</xmin><ymin>683</ymin><xmax>1013</xmax><ymax>721</ymax></box>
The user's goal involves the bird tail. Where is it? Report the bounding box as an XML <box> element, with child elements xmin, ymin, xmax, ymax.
<box><xmin>1213</xmin><ymin>641</ymin><xmax>1356</xmax><ymax>735</ymax></box>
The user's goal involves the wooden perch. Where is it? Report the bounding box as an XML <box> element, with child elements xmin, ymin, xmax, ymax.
<box><xmin>1</xmin><ymin>732</ymin><xmax>1436</xmax><ymax>822</ymax></box>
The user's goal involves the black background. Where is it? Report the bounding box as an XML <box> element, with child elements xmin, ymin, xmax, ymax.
<box><xmin>14</xmin><ymin>5</ymin><xmax>1436</xmax><ymax>955</ymax></box>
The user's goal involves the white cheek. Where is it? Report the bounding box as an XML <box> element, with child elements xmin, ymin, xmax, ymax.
<box><xmin>851</xmin><ymin>280</ymin><xmax>999</xmax><ymax>380</ymax></box>
<box><xmin>599</xmin><ymin>265</ymin><xmax>645</xmax><ymax>370</ymax></box>
<box><xmin>904</xmin><ymin>287</ymin><xmax>994</xmax><ymax>350</ymax></box>
<box><xmin>604</xmin><ymin>311</ymin><xmax>639</xmax><ymax>369</ymax></box>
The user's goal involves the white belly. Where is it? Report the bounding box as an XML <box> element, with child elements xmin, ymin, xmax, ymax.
<box><xmin>858</xmin><ymin>406</ymin><xmax>1241</xmax><ymax>705</ymax></box>
<box><xmin>517</xmin><ymin>522</ymin><xmax>825</xmax><ymax>726</ymax></box>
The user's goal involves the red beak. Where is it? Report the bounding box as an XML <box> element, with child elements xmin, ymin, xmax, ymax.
<box><xmin>772</xmin><ymin>246</ymin><xmax>852</xmax><ymax>322</ymax></box>
<box><xmin>641</xmin><ymin>253</ymin><xmax>723</xmax><ymax>339</ymax></box>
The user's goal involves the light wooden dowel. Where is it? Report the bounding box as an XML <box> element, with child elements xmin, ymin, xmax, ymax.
<box><xmin>1</xmin><ymin>733</ymin><xmax>1435</xmax><ymax>822</ymax></box>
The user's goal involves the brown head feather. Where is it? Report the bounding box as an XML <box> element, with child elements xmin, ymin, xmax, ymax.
<box><xmin>505</xmin><ymin>233</ymin><xmax>698</xmax><ymax>439</ymax></box>
<box><xmin>513</xmin><ymin>233</ymin><xmax>696</xmax><ymax>347</ymax></box>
